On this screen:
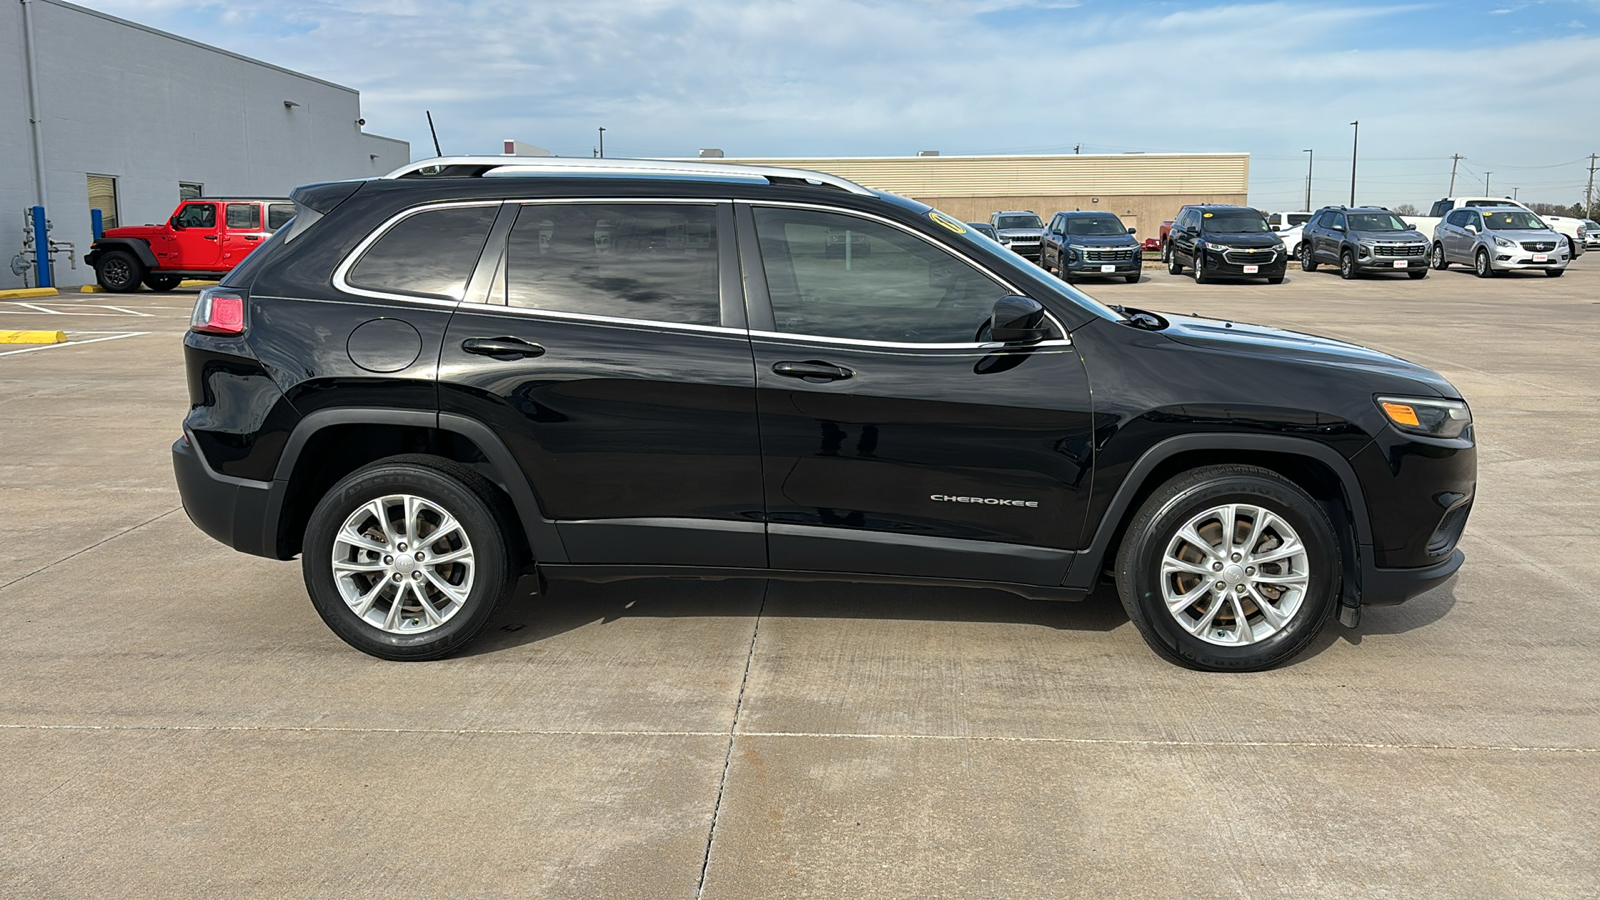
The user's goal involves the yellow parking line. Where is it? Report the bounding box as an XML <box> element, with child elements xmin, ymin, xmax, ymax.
<box><xmin>0</xmin><ymin>330</ymin><xmax>67</xmax><ymax>344</ymax></box>
<box><xmin>0</xmin><ymin>287</ymin><xmax>60</xmax><ymax>300</ymax></box>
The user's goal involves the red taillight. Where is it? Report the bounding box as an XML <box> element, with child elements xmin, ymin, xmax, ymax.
<box><xmin>190</xmin><ymin>290</ymin><xmax>245</xmax><ymax>335</ymax></box>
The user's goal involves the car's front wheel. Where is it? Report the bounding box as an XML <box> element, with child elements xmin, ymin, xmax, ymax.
<box><xmin>1339</xmin><ymin>249</ymin><xmax>1357</xmax><ymax>280</ymax></box>
<box><xmin>1475</xmin><ymin>248</ymin><xmax>1495</xmax><ymax>278</ymax></box>
<box><xmin>1431</xmin><ymin>243</ymin><xmax>1449</xmax><ymax>270</ymax></box>
<box><xmin>1114</xmin><ymin>465</ymin><xmax>1339</xmax><ymax>671</ymax></box>
<box><xmin>1300</xmin><ymin>243</ymin><xmax>1317</xmax><ymax>272</ymax></box>
<box><xmin>302</xmin><ymin>457</ymin><xmax>517</xmax><ymax>660</ymax></box>
<box><xmin>1166</xmin><ymin>244</ymin><xmax>1182</xmax><ymax>275</ymax></box>
<box><xmin>1545</xmin><ymin>267</ymin><xmax>1565</xmax><ymax>277</ymax></box>
<box><xmin>1193</xmin><ymin>248</ymin><xmax>1209</xmax><ymax>283</ymax></box>
<box><xmin>94</xmin><ymin>250</ymin><xmax>144</xmax><ymax>293</ymax></box>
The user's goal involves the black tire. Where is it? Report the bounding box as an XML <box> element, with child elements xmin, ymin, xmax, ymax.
<box><xmin>1166</xmin><ymin>244</ymin><xmax>1182</xmax><ymax>275</ymax></box>
<box><xmin>301</xmin><ymin>456</ymin><xmax>519</xmax><ymax>660</ymax></box>
<box><xmin>1475</xmin><ymin>248</ymin><xmax>1495</xmax><ymax>278</ymax></box>
<box><xmin>1431</xmin><ymin>243</ymin><xmax>1449</xmax><ymax>270</ymax></box>
<box><xmin>1124</xmin><ymin>273</ymin><xmax>1140</xmax><ymax>284</ymax></box>
<box><xmin>1299</xmin><ymin>243</ymin><xmax>1317</xmax><ymax>272</ymax></box>
<box><xmin>143</xmin><ymin>273</ymin><xmax>182</xmax><ymax>292</ymax></box>
<box><xmin>1114</xmin><ymin>465</ymin><xmax>1340</xmax><ymax>671</ymax></box>
<box><xmin>1565</xmin><ymin>236</ymin><xmax>1577</xmax><ymax>260</ymax></box>
<box><xmin>1266</xmin><ymin>275</ymin><xmax>1284</xmax><ymax>285</ymax></box>
<box><xmin>94</xmin><ymin>250</ymin><xmax>144</xmax><ymax>293</ymax></box>
<box><xmin>1192</xmin><ymin>248</ymin><xmax>1208</xmax><ymax>283</ymax></box>
<box><xmin>1407</xmin><ymin>270</ymin><xmax>1427</xmax><ymax>280</ymax></box>
<box><xmin>1545</xmin><ymin>267</ymin><xmax>1565</xmax><ymax>277</ymax></box>
<box><xmin>1339</xmin><ymin>249</ymin><xmax>1357</xmax><ymax>280</ymax></box>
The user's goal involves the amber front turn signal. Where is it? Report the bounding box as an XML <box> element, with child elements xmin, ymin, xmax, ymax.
<box><xmin>1380</xmin><ymin>401</ymin><xmax>1421</xmax><ymax>427</ymax></box>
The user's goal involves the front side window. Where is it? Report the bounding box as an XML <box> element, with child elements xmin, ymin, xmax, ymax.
<box><xmin>226</xmin><ymin>203</ymin><xmax>261</xmax><ymax>230</ymax></box>
<box><xmin>175</xmin><ymin>202</ymin><xmax>216</xmax><ymax>229</ymax></box>
<box><xmin>1316</xmin><ymin>211</ymin><xmax>1338</xmax><ymax>229</ymax></box>
<box><xmin>753</xmin><ymin>207</ymin><xmax>1008</xmax><ymax>344</ymax></box>
<box><xmin>504</xmin><ymin>203</ymin><xmax>720</xmax><ymax>326</ymax></box>
<box><xmin>347</xmin><ymin>205</ymin><xmax>498</xmax><ymax>300</ymax></box>
<box><xmin>1446</xmin><ymin>210</ymin><xmax>1470</xmax><ymax>227</ymax></box>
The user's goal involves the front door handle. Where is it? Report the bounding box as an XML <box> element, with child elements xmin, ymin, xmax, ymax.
<box><xmin>462</xmin><ymin>336</ymin><xmax>546</xmax><ymax>360</ymax></box>
<box><xmin>773</xmin><ymin>360</ymin><xmax>853</xmax><ymax>382</ymax></box>
<box><xmin>203</xmin><ymin>235</ymin><xmax>217</xmax><ymax>241</ymax></box>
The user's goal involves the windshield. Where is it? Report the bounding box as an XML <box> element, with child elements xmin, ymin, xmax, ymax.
<box><xmin>968</xmin><ymin>223</ymin><xmax>998</xmax><ymax>239</ymax></box>
<box><xmin>1199</xmin><ymin>210</ymin><xmax>1270</xmax><ymax>234</ymax></box>
<box><xmin>1482</xmin><ymin>210</ymin><xmax>1546</xmax><ymax>230</ymax></box>
<box><xmin>995</xmin><ymin>214</ymin><xmax>1043</xmax><ymax>230</ymax></box>
<box><xmin>1347</xmin><ymin>213</ymin><xmax>1410</xmax><ymax>232</ymax></box>
<box><xmin>1063</xmin><ymin>216</ymin><xmax>1127</xmax><ymax>236</ymax></box>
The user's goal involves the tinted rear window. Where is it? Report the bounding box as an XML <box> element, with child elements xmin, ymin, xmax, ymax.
<box><xmin>347</xmin><ymin>205</ymin><xmax>498</xmax><ymax>300</ymax></box>
<box><xmin>226</xmin><ymin>203</ymin><xmax>261</xmax><ymax>230</ymax></box>
<box><xmin>266</xmin><ymin>203</ymin><xmax>295</xmax><ymax>231</ymax></box>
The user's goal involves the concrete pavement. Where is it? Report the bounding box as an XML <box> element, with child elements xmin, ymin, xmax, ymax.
<box><xmin>1</xmin><ymin>264</ymin><xmax>1596</xmax><ymax>897</ymax></box>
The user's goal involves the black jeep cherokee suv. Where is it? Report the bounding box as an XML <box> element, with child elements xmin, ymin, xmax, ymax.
<box><xmin>173</xmin><ymin>156</ymin><xmax>1474</xmax><ymax>671</ymax></box>
<box><xmin>1299</xmin><ymin>206</ymin><xmax>1430</xmax><ymax>280</ymax></box>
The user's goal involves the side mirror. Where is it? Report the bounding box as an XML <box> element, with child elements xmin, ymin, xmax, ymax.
<box><xmin>989</xmin><ymin>295</ymin><xmax>1050</xmax><ymax>344</ymax></box>
<box><xmin>170</xmin><ymin>215</ymin><xmax>185</xmax><ymax>230</ymax></box>
<box><xmin>1332</xmin><ymin>224</ymin><xmax>1345</xmax><ymax>232</ymax></box>
<box><xmin>1127</xmin><ymin>226</ymin><xmax>1137</xmax><ymax>235</ymax></box>
<box><xmin>1466</xmin><ymin>224</ymin><xmax>1479</xmax><ymax>234</ymax></box>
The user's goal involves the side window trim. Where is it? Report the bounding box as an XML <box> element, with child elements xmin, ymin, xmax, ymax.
<box><xmin>734</xmin><ymin>200</ymin><xmax>1068</xmax><ymax>350</ymax></box>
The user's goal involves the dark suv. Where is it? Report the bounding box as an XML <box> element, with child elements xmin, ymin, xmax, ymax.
<box><xmin>1039</xmin><ymin>211</ymin><xmax>1141</xmax><ymax>283</ymax></box>
<box><xmin>1163</xmin><ymin>205</ymin><xmax>1287</xmax><ymax>284</ymax></box>
<box><xmin>173</xmin><ymin>156</ymin><xmax>1474</xmax><ymax>671</ymax></box>
<box><xmin>1299</xmin><ymin>206</ymin><xmax>1429</xmax><ymax>280</ymax></box>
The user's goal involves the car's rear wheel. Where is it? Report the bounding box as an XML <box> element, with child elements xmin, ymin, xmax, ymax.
<box><xmin>94</xmin><ymin>250</ymin><xmax>144</xmax><ymax>293</ymax></box>
<box><xmin>143</xmin><ymin>273</ymin><xmax>181</xmax><ymax>292</ymax></box>
<box><xmin>1114</xmin><ymin>465</ymin><xmax>1339</xmax><ymax>671</ymax></box>
<box><xmin>1339</xmin><ymin>249</ymin><xmax>1357</xmax><ymax>280</ymax></box>
<box><xmin>302</xmin><ymin>457</ymin><xmax>517</xmax><ymax>660</ymax></box>
<box><xmin>1431</xmin><ymin>243</ymin><xmax>1449</xmax><ymax>270</ymax></box>
<box><xmin>1299</xmin><ymin>243</ymin><xmax>1317</xmax><ymax>271</ymax></box>
<box><xmin>1475</xmin><ymin>248</ymin><xmax>1495</xmax><ymax>278</ymax></box>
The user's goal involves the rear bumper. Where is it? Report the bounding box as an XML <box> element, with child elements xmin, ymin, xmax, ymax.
<box><xmin>172</xmin><ymin>435</ymin><xmax>276</xmax><ymax>558</ymax></box>
<box><xmin>1361</xmin><ymin>548</ymin><xmax>1464</xmax><ymax>606</ymax></box>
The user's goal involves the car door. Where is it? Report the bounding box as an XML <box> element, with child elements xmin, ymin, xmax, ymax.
<box><xmin>218</xmin><ymin>202</ymin><xmax>267</xmax><ymax>271</ymax></box>
<box><xmin>1319</xmin><ymin>211</ymin><xmax>1346</xmax><ymax>262</ymax></box>
<box><xmin>436</xmin><ymin>199</ymin><xmax>766</xmax><ymax>568</ymax></box>
<box><xmin>169</xmin><ymin>201</ymin><xmax>222</xmax><ymax>269</ymax></box>
<box><xmin>739</xmin><ymin>202</ymin><xmax>1094</xmax><ymax>586</ymax></box>
<box><xmin>1174</xmin><ymin>209</ymin><xmax>1198</xmax><ymax>264</ymax></box>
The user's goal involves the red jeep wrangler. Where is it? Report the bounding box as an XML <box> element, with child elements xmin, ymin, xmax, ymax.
<box><xmin>86</xmin><ymin>197</ymin><xmax>293</xmax><ymax>292</ymax></box>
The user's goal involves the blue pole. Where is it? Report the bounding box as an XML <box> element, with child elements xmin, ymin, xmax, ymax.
<box><xmin>31</xmin><ymin>205</ymin><xmax>51</xmax><ymax>289</ymax></box>
<box><xmin>91</xmin><ymin>208</ymin><xmax>104</xmax><ymax>240</ymax></box>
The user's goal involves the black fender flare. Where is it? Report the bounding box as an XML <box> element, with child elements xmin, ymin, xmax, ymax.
<box><xmin>1064</xmin><ymin>433</ymin><xmax>1373</xmax><ymax>592</ymax></box>
<box><xmin>90</xmin><ymin>238</ymin><xmax>158</xmax><ymax>270</ymax></box>
<box><xmin>264</xmin><ymin>408</ymin><xmax>567</xmax><ymax>563</ymax></box>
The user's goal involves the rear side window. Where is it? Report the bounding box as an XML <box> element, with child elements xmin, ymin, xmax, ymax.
<box><xmin>347</xmin><ymin>205</ymin><xmax>498</xmax><ymax>301</ymax></box>
<box><xmin>504</xmin><ymin>203</ymin><xmax>720</xmax><ymax>326</ymax></box>
<box><xmin>226</xmin><ymin>203</ymin><xmax>261</xmax><ymax>230</ymax></box>
<box><xmin>266</xmin><ymin>203</ymin><xmax>295</xmax><ymax>231</ymax></box>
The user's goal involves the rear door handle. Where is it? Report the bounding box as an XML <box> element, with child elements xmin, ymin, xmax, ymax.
<box><xmin>462</xmin><ymin>337</ymin><xmax>546</xmax><ymax>360</ymax></box>
<box><xmin>773</xmin><ymin>360</ymin><xmax>853</xmax><ymax>382</ymax></box>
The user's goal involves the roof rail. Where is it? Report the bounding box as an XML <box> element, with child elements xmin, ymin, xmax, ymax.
<box><xmin>380</xmin><ymin>156</ymin><xmax>875</xmax><ymax>196</ymax></box>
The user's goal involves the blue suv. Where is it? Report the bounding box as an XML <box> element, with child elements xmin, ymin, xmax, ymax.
<box><xmin>1040</xmin><ymin>211</ymin><xmax>1142</xmax><ymax>283</ymax></box>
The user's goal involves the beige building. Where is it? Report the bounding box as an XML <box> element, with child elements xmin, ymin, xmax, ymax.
<box><xmin>701</xmin><ymin>152</ymin><xmax>1250</xmax><ymax>238</ymax></box>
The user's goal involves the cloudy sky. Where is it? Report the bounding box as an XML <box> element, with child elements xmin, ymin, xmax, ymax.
<box><xmin>87</xmin><ymin>0</ymin><xmax>1600</xmax><ymax>211</ymax></box>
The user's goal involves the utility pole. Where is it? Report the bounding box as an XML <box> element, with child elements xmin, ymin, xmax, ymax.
<box><xmin>1448</xmin><ymin>154</ymin><xmax>1463</xmax><ymax>195</ymax></box>
<box><xmin>1484</xmin><ymin>172</ymin><xmax>1492</xmax><ymax>194</ymax></box>
<box><xmin>1512</xmin><ymin>187</ymin><xmax>1519</xmax><ymax>201</ymax></box>
<box><xmin>1074</xmin><ymin>144</ymin><xmax>1080</xmax><ymax>154</ymax></box>
<box><xmin>1349</xmin><ymin>121</ymin><xmax>1359</xmax><ymax>206</ymax></box>
<box><xmin>598</xmin><ymin>127</ymin><xmax>606</xmax><ymax>159</ymax></box>
<box><xmin>1586</xmin><ymin>153</ymin><xmax>1597</xmax><ymax>217</ymax></box>
<box><xmin>1303</xmin><ymin>149</ymin><xmax>1314</xmax><ymax>210</ymax></box>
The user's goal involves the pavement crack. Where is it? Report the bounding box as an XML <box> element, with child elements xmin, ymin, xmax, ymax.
<box><xmin>695</xmin><ymin>579</ymin><xmax>768</xmax><ymax>899</ymax></box>
<box><xmin>0</xmin><ymin>507</ymin><xmax>181</xmax><ymax>592</ymax></box>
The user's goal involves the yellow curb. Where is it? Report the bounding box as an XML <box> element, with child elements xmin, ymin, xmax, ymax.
<box><xmin>178</xmin><ymin>279</ymin><xmax>220</xmax><ymax>288</ymax></box>
<box><xmin>80</xmin><ymin>284</ymin><xmax>105</xmax><ymax>293</ymax></box>
<box><xmin>0</xmin><ymin>330</ymin><xmax>68</xmax><ymax>344</ymax></box>
<box><xmin>0</xmin><ymin>287</ymin><xmax>60</xmax><ymax>300</ymax></box>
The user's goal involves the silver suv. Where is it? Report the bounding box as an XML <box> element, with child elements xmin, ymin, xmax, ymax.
<box><xmin>1431</xmin><ymin>206</ymin><xmax>1569</xmax><ymax>278</ymax></box>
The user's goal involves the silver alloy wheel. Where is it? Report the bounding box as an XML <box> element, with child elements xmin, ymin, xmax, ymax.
<box><xmin>331</xmin><ymin>493</ymin><xmax>475</xmax><ymax>634</ymax></box>
<box><xmin>1432</xmin><ymin>244</ymin><xmax>1445</xmax><ymax>269</ymax></box>
<box><xmin>1159</xmin><ymin>503</ymin><xmax>1310</xmax><ymax>647</ymax></box>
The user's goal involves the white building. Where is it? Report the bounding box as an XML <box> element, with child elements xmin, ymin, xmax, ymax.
<box><xmin>2</xmin><ymin>0</ymin><xmax>409</xmax><ymax>288</ymax></box>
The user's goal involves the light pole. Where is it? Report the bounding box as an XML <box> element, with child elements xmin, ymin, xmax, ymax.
<box><xmin>598</xmin><ymin>127</ymin><xmax>606</xmax><ymax>159</ymax></box>
<box><xmin>1349</xmin><ymin>121</ymin><xmax>1359</xmax><ymax>206</ymax></box>
<box><xmin>1303</xmin><ymin>149</ymin><xmax>1313</xmax><ymax>210</ymax></box>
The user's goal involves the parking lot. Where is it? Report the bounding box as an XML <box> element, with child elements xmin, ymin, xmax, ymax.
<box><xmin>3</xmin><ymin>260</ymin><xmax>1597</xmax><ymax>897</ymax></box>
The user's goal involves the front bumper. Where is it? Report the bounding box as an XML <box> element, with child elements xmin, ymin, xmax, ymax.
<box><xmin>1062</xmin><ymin>248</ymin><xmax>1141</xmax><ymax>276</ymax></box>
<box><xmin>1200</xmin><ymin>247</ymin><xmax>1288</xmax><ymax>278</ymax></box>
<box><xmin>1355</xmin><ymin>250</ymin><xmax>1430</xmax><ymax>271</ymax></box>
<box><xmin>1488</xmin><ymin>247</ymin><xmax>1570</xmax><ymax>271</ymax></box>
<box><xmin>173</xmin><ymin>435</ymin><xmax>276</xmax><ymax>558</ymax></box>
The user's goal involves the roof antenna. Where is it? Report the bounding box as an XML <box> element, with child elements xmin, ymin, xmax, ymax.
<box><xmin>426</xmin><ymin>110</ymin><xmax>443</xmax><ymax>157</ymax></box>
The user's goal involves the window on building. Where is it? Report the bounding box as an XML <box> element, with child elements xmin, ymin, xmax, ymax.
<box><xmin>179</xmin><ymin>182</ymin><xmax>204</xmax><ymax>201</ymax></box>
<box><xmin>504</xmin><ymin>203</ymin><xmax>720</xmax><ymax>326</ymax></box>
<box><xmin>87</xmin><ymin>175</ymin><xmax>119</xmax><ymax>230</ymax></box>
<box><xmin>226</xmin><ymin>203</ymin><xmax>261</xmax><ymax>230</ymax></box>
<box><xmin>347</xmin><ymin>205</ymin><xmax>498</xmax><ymax>300</ymax></box>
